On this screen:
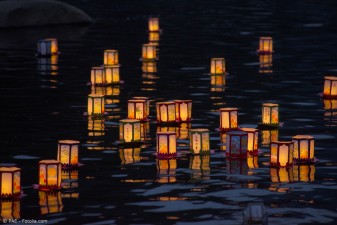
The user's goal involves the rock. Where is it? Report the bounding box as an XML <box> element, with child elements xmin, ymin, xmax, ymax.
<box><xmin>0</xmin><ymin>0</ymin><xmax>93</xmax><ymax>28</ymax></box>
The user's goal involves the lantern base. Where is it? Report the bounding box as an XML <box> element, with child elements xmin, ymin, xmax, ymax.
<box><xmin>257</xmin><ymin>123</ymin><xmax>279</xmax><ymax>129</ymax></box>
<box><xmin>257</xmin><ymin>50</ymin><xmax>274</xmax><ymax>55</ymax></box>
<box><xmin>157</xmin><ymin>152</ymin><xmax>177</xmax><ymax>159</ymax></box>
<box><xmin>323</xmin><ymin>94</ymin><xmax>337</xmax><ymax>100</ymax></box>
<box><xmin>293</xmin><ymin>157</ymin><xmax>316</xmax><ymax>164</ymax></box>
<box><xmin>34</xmin><ymin>184</ymin><xmax>62</xmax><ymax>191</ymax></box>
<box><xmin>226</xmin><ymin>152</ymin><xmax>247</xmax><ymax>158</ymax></box>
<box><xmin>269</xmin><ymin>162</ymin><xmax>292</xmax><ymax>168</ymax></box>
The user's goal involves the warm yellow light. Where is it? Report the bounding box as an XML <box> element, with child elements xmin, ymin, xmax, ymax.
<box><xmin>57</xmin><ymin>140</ymin><xmax>80</xmax><ymax>166</ymax></box>
<box><xmin>174</xmin><ymin>100</ymin><xmax>192</xmax><ymax>122</ymax></box>
<box><xmin>142</xmin><ymin>61</ymin><xmax>157</xmax><ymax>73</ymax></box>
<box><xmin>176</xmin><ymin>122</ymin><xmax>191</xmax><ymax>140</ymax></box>
<box><xmin>148</xmin><ymin>17</ymin><xmax>160</xmax><ymax>32</ymax></box>
<box><xmin>87</xmin><ymin>94</ymin><xmax>105</xmax><ymax>116</ymax></box>
<box><xmin>0</xmin><ymin>167</ymin><xmax>21</xmax><ymax>198</ymax></box>
<box><xmin>156</xmin><ymin>132</ymin><xmax>176</xmax><ymax>158</ymax></box>
<box><xmin>270</xmin><ymin>141</ymin><xmax>293</xmax><ymax>167</ymax></box>
<box><xmin>37</xmin><ymin>38</ymin><xmax>58</xmax><ymax>56</ymax></box>
<box><xmin>259</xmin><ymin>37</ymin><xmax>273</xmax><ymax>54</ymax></box>
<box><xmin>189</xmin><ymin>129</ymin><xmax>210</xmax><ymax>155</ymax></box>
<box><xmin>226</xmin><ymin>131</ymin><xmax>248</xmax><ymax>158</ymax></box>
<box><xmin>157</xmin><ymin>159</ymin><xmax>176</xmax><ymax>183</ymax></box>
<box><xmin>104</xmin><ymin>50</ymin><xmax>119</xmax><ymax>66</ymax></box>
<box><xmin>270</xmin><ymin>167</ymin><xmax>294</xmax><ymax>183</ymax></box>
<box><xmin>119</xmin><ymin>148</ymin><xmax>141</xmax><ymax>164</ymax></box>
<box><xmin>149</xmin><ymin>31</ymin><xmax>160</xmax><ymax>43</ymax></box>
<box><xmin>247</xmin><ymin>155</ymin><xmax>259</xmax><ymax>169</ymax></box>
<box><xmin>38</xmin><ymin>160</ymin><xmax>62</xmax><ymax>190</ymax></box>
<box><xmin>90</xmin><ymin>66</ymin><xmax>105</xmax><ymax>85</ymax></box>
<box><xmin>292</xmin><ymin>135</ymin><xmax>315</xmax><ymax>163</ymax></box>
<box><xmin>323</xmin><ymin>76</ymin><xmax>337</xmax><ymax>98</ymax></box>
<box><xmin>156</xmin><ymin>102</ymin><xmax>176</xmax><ymax>123</ymax></box>
<box><xmin>0</xmin><ymin>200</ymin><xmax>20</xmax><ymax>220</ymax></box>
<box><xmin>39</xmin><ymin>191</ymin><xmax>63</xmax><ymax>214</ymax></box>
<box><xmin>104</xmin><ymin>65</ymin><xmax>120</xmax><ymax>84</ymax></box>
<box><xmin>324</xmin><ymin>100</ymin><xmax>337</xmax><ymax>109</ymax></box>
<box><xmin>132</xmin><ymin>97</ymin><xmax>150</xmax><ymax>117</ymax></box>
<box><xmin>128</xmin><ymin>99</ymin><xmax>147</xmax><ymax>121</ymax></box>
<box><xmin>119</xmin><ymin>119</ymin><xmax>141</xmax><ymax>143</ymax></box>
<box><xmin>210</xmin><ymin>74</ymin><xmax>226</xmax><ymax>86</ymax></box>
<box><xmin>219</xmin><ymin>108</ymin><xmax>238</xmax><ymax>130</ymax></box>
<box><xmin>88</xmin><ymin>118</ymin><xmax>105</xmax><ymax>137</ymax></box>
<box><xmin>259</xmin><ymin>54</ymin><xmax>273</xmax><ymax>73</ymax></box>
<box><xmin>241</xmin><ymin>128</ymin><xmax>258</xmax><ymax>154</ymax></box>
<box><xmin>261</xmin><ymin>129</ymin><xmax>278</xmax><ymax>147</ymax></box>
<box><xmin>142</xmin><ymin>44</ymin><xmax>157</xmax><ymax>61</ymax></box>
<box><xmin>210</xmin><ymin>58</ymin><xmax>225</xmax><ymax>74</ymax></box>
<box><xmin>293</xmin><ymin>164</ymin><xmax>315</xmax><ymax>182</ymax></box>
<box><xmin>262</xmin><ymin>103</ymin><xmax>279</xmax><ymax>126</ymax></box>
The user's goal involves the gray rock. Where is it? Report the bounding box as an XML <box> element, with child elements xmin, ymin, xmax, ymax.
<box><xmin>0</xmin><ymin>0</ymin><xmax>93</xmax><ymax>28</ymax></box>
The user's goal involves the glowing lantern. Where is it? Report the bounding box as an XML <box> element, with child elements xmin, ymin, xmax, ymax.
<box><xmin>128</xmin><ymin>99</ymin><xmax>147</xmax><ymax>121</ymax></box>
<box><xmin>176</xmin><ymin>122</ymin><xmax>191</xmax><ymax>140</ymax></box>
<box><xmin>226</xmin><ymin>131</ymin><xmax>248</xmax><ymax>158</ymax></box>
<box><xmin>157</xmin><ymin>159</ymin><xmax>176</xmax><ymax>183</ymax></box>
<box><xmin>261</xmin><ymin>129</ymin><xmax>278</xmax><ymax>147</ymax></box>
<box><xmin>189</xmin><ymin>129</ymin><xmax>210</xmax><ymax>155</ymax></box>
<box><xmin>226</xmin><ymin>158</ymin><xmax>248</xmax><ymax>174</ymax></box>
<box><xmin>37</xmin><ymin>38</ymin><xmax>58</xmax><ymax>56</ymax></box>
<box><xmin>243</xmin><ymin>202</ymin><xmax>268</xmax><ymax>225</ymax></box>
<box><xmin>156</xmin><ymin>102</ymin><xmax>176</xmax><ymax>123</ymax></box>
<box><xmin>104</xmin><ymin>50</ymin><xmax>119</xmax><ymax>66</ymax></box>
<box><xmin>259</xmin><ymin>54</ymin><xmax>273</xmax><ymax>73</ymax></box>
<box><xmin>148</xmin><ymin>17</ymin><xmax>160</xmax><ymax>32</ymax></box>
<box><xmin>270</xmin><ymin>167</ymin><xmax>294</xmax><ymax>183</ymax></box>
<box><xmin>57</xmin><ymin>140</ymin><xmax>79</xmax><ymax>167</ymax></box>
<box><xmin>293</xmin><ymin>164</ymin><xmax>315</xmax><ymax>182</ymax></box>
<box><xmin>132</xmin><ymin>97</ymin><xmax>150</xmax><ymax>117</ymax></box>
<box><xmin>219</xmin><ymin>108</ymin><xmax>238</xmax><ymax>131</ymax></box>
<box><xmin>258</xmin><ymin>37</ymin><xmax>273</xmax><ymax>54</ymax></box>
<box><xmin>210</xmin><ymin>74</ymin><xmax>226</xmax><ymax>86</ymax></box>
<box><xmin>88</xmin><ymin>118</ymin><xmax>105</xmax><ymax>137</ymax></box>
<box><xmin>156</xmin><ymin>132</ymin><xmax>176</xmax><ymax>158</ymax></box>
<box><xmin>0</xmin><ymin>167</ymin><xmax>21</xmax><ymax>199</ymax></box>
<box><xmin>90</xmin><ymin>66</ymin><xmax>105</xmax><ymax>85</ymax></box>
<box><xmin>270</xmin><ymin>141</ymin><xmax>293</xmax><ymax>167</ymax></box>
<box><xmin>38</xmin><ymin>160</ymin><xmax>62</xmax><ymax>190</ymax></box>
<box><xmin>0</xmin><ymin>200</ymin><xmax>20</xmax><ymax>221</ymax></box>
<box><xmin>323</xmin><ymin>76</ymin><xmax>337</xmax><ymax>99</ymax></box>
<box><xmin>292</xmin><ymin>135</ymin><xmax>315</xmax><ymax>163</ymax></box>
<box><xmin>119</xmin><ymin>148</ymin><xmax>141</xmax><ymax>164</ymax></box>
<box><xmin>261</xmin><ymin>103</ymin><xmax>279</xmax><ymax>126</ymax></box>
<box><xmin>210</xmin><ymin>58</ymin><xmax>225</xmax><ymax>74</ymax></box>
<box><xmin>39</xmin><ymin>191</ymin><xmax>63</xmax><ymax>214</ymax></box>
<box><xmin>142</xmin><ymin>44</ymin><xmax>157</xmax><ymax>61</ymax></box>
<box><xmin>175</xmin><ymin>100</ymin><xmax>192</xmax><ymax>122</ymax></box>
<box><xmin>149</xmin><ymin>31</ymin><xmax>160</xmax><ymax>43</ymax></box>
<box><xmin>241</xmin><ymin>128</ymin><xmax>258</xmax><ymax>155</ymax></box>
<box><xmin>87</xmin><ymin>94</ymin><xmax>105</xmax><ymax>116</ymax></box>
<box><xmin>119</xmin><ymin>119</ymin><xmax>141</xmax><ymax>143</ymax></box>
<box><xmin>104</xmin><ymin>65</ymin><xmax>120</xmax><ymax>84</ymax></box>
<box><xmin>142</xmin><ymin>61</ymin><xmax>157</xmax><ymax>73</ymax></box>
<box><xmin>247</xmin><ymin>155</ymin><xmax>259</xmax><ymax>169</ymax></box>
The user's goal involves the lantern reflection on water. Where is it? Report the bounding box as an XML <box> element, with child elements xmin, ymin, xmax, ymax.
<box><xmin>175</xmin><ymin>100</ymin><xmax>192</xmax><ymax>122</ymax></box>
<box><xmin>258</xmin><ymin>37</ymin><xmax>273</xmax><ymax>54</ymax></box>
<box><xmin>39</xmin><ymin>191</ymin><xmax>63</xmax><ymax>215</ymax></box>
<box><xmin>292</xmin><ymin>135</ymin><xmax>315</xmax><ymax>163</ymax></box>
<box><xmin>270</xmin><ymin>141</ymin><xmax>293</xmax><ymax>167</ymax></box>
<box><xmin>219</xmin><ymin>108</ymin><xmax>238</xmax><ymax>131</ymax></box>
<box><xmin>190</xmin><ymin>155</ymin><xmax>210</xmax><ymax>179</ymax></box>
<box><xmin>156</xmin><ymin>102</ymin><xmax>176</xmax><ymax>123</ymax></box>
<box><xmin>149</xmin><ymin>31</ymin><xmax>160</xmax><ymax>44</ymax></box>
<box><xmin>0</xmin><ymin>167</ymin><xmax>21</xmax><ymax>199</ymax></box>
<box><xmin>156</xmin><ymin>132</ymin><xmax>176</xmax><ymax>158</ymax></box>
<box><xmin>247</xmin><ymin>155</ymin><xmax>259</xmax><ymax>169</ymax></box>
<box><xmin>119</xmin><ymin>148</ymin><xmax>141</xmax><ymax>165</ymax></box>
<box><xmin>37</xmin><ymin>55</ymin><xmax>59</xmax><ymax>72</ymax></box>
<box><xmin>88</xmin><ymin>118</ymin><xmax>105</xmax><ymax>137</ymax></box>
<box><xmin>241</xmin><ymin>128</ymin><xmax>258</xmax><ymax>155</ymax></box>
<box><xmin>293</xmin><ymin>164</ymin><xmax>315</xmax><ymax>182</ymax></box>
<box><xmin>38</xmin><ymin>160</ymin><xmax>62</xmax><ymax>190</ymax></box>
<box><xmin>104</xmin><ymin>50</ymin><xmax>118</xmax><ymax>66</ymax></box>
<box><xmin>270</xmin><ymin>167</ymin><xmax>294</xmax><ymax>183</ymax></box>
<box><xmin>104</xmin><ymin>65</ymin><xmax>120</xmax><ymax>85</ymax></box>
<box><xmin>210</xmin><ymin>58</ymin><xmax>225</xmax><ymax>75</ymax></box>
<box><xmin>176</xmin><ymin>122</ymin><xmax>191</xmax><ymax>140</ymax></box>
<box><xmin>119</xmin><ymin>119</ymin><xmax>141</xmax><ymax>143</ymax></box>
<box><xmin>157</xmin><ymin>159</ymin><xmax>176</xmax><ymax>183</ymax></box>
<box><xmin>323</xmin><ymin>76</ymin><xmax>337</xmax><ymax>99</ymax></box>
<box><xmin>189</xmin><ymin>129</ymin><xmax>210</xmax><ymax>155</ymax></box>
<box><xmin>61</xmin><ymin>170</ymin><xmax>78</xmax><ymax>190</ymax></box>
<box><xmin>0</xmin><ymin>200</ymin><xmax>20</xmax><ymax>221</ymax></box>
<box><xmin>243</xmin><ymin>202</ymin><xmax>268</xmax><ymax>225</ymax></box>
<box><xmin>226</xmin><ymin>158</ymin><xmax>248</xmax><ymax>175</ymax></box>
<box><xmin>37</xmin><ymin>38</ymin><xmax>58</xmax><ymax>56</ymax></box>
<box><xmin>261</xmin><ymin>129</ymin><xmax>278</xmax><ymax>147</ymax></box>
<box><xmin>259</xmin><ymin>54</ymin><xmax>273</xmax><ymax>73</ymax></box>
<box><xmin>210</xmin><ymin>74</ymin><xmax>226</xmax><ymax>86</ymax></box>
<box><xmin>142</xmin><ymin>61</ymin><xmax>157</xmax><ymax>73</ymax></box>
<box><xmin>226</xmin><ymin>131</ymin><xmax>248</xmax><ymax>158</ymax></box>
<box><xmin>57</xmin><ymin>140</ymin><xmax>79</xmax><ymax>167</ymax></box>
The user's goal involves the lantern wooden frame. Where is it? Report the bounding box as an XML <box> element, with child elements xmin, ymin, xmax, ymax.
<box><xmin>119</xmin><ymin>119</ymin><xmax>141</xmax><ymax>143</ymax></box>
<box><xmin>270</xmin><ymin>141</ymin><xmax>294</xmax><ymax>167</ymax></box>
<box><xmin>148</xmin><ymin>17</ymin><xmax>160</xmax><ymax>32</ymax></box>
<box><xmin>156</xmin><ymin>132</ymin><xmax>177</xmax><ymax>159</ymax></box>
<box><xmin>37</xmin><ymin>38</ymin><xmax>59</xmax><ymax>56</ymax></box>
<box><xmin>189</xmin><ymin>129</ymin><xmax>210</xmax><ymax>155</ymax></box>
<box><xmin>156</xmin><ymin>102</ymin><xmax>176</xmax><ymax>123</ymax></box>
<box><xmin>226</xmin><ymin>131</ymin><xmax>248</xmax><ymax>158</ymax></box>
<box><xmin>142</xmin><ymin>44</ymin><xmax>157</xmax><ymax>61</ymax></box>
<box><xmin>104</xmin><ymin>50</ymin><xmax>119</xmax><ymax>66</ymax></box>
<box><xmin>87</xmin><ymin>94</ymin><xmax>105</xmax><ymax>116</ymax></box>
<box><xmin>175</xmin><ymin>100</ymin><xmax>192</xmax><ymax>122</ymax></box>
<box><xmin>261</xmin><ymin>103</ymin><xmax>279</xmax><ymax>127</ymax></box>
<box><xmin>323</xmin><ymin>76</ymin><xmax>337</xmax><ymax>99</ymax></box>
<box><xmin>128</xmin><ymin>99</ymin><xmax>148</xmax><ymax>121</ymax></box>
<box><xmin>90</xmin><ymin>66</ymin><xmax>105</xmax><ymax>86</ymax></box>
<box><xmin>57</xmin><ymin>140</ymin><xmax>80</xmax><ymax>168</ymax></box>
<box><xmin>219</xmin><ymin>108</ymin><xmax>238</xmax><ymax>131</ymax></box>
<box><xmin>104</xmin><ymin>65</ymin><xmax>120</xmax><ymax>85</ymax></box>
<box><xmin>38</xmin><ymin>160</ymin><xmax>62</xmax><ymax>190</ymax></box>
<box><xmin>241</xmin><ymin>128</ymin><xmax>259</xmax><ymax>155</ymax></box>
<box><xmin>258</xmin><ymin>37</ymin><xmax>273</xmax><ymax>54</ymax></box>
<box><xmin>210</xmin><ymin>58</ymin><xmax>226</xmax><ymax>75</ymax></box>
<box><xmin>292</xmin><ymin>135</ymin><xmax>315</xmax><ymax>163</ymax></box>
<box><xmin>0</xmin><ymin>167</ymin><xmax>21</xmax><ymax>199</ymax></box>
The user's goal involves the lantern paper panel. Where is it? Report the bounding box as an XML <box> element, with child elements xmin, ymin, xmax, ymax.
<box><xmin>119</xmin><ymin>148</ymin><xmax>141</xmax><ymax>165</ymax></box>
<box><xmin>293</xmin><ymin>164</ymin><xmax>315</xmax><ymax>182</ymax></box>
<box><xmin>128</xmin><ymin>99</ymin><xmax>147</xmax><ymax>121</ymax></box>
<box><xmin>0</xmin><ymin>200</ymin><xmax>20</xmax><ymax>221</ymax></box>
<box><xmin>148</xmin><ymin>17</ymin><xmax>160</xmax><ymax>32</ymax></box>
<box><xmin>132</xmin><ymin>97</ymin><xmax>150</xmax><ymax>117</ymax></box>
<box><xmin>270</xmin><ymin>167</ymin><xmax>294</xmax><ymax>183</ymax></box>
<box><xmin>176</xmin><ymin>123</ymin><xmax>191</xmax><ymax>140</ymax></box>
<box><xmin>0</xmin><ymin>167</ymin><xmax>21</xmax><ymax>198</ymax></box>
<box><xmin>226</xmin><ymin>158</ymin><xmax>248</xmax><ymax>175</ymax></box>
<box><xmin>37</xmin><ymin>38</ymin><xmax>58</xmax><ymax>56</ymax></box>
<box><xmin>142</xmin><ymin>44</ymin><xmax>157</xmax><ymax>61</ymax></box>
<box><xmin>258</xmin><ymin>37</ymin><xmax>273</xmax><ymax>54</ymax></box>
<box><xmin>87</xmin><ymin>94</ymin><xmax>105</xmax><ymax>116</ymax></box>
<box><xmin>292</xmin><ymin>135</ymin><xmax>315</xmax><ymax>163</ymax></box>
<box><xmin>210</xmin><ymin>58</ymin><xmax>225</xmax><ymax>74</ymax></box>
<box><xmin>57</xmin><ymin>140</ymin><xmax>79</xmax><ymax>167</ymax></box>
<box><xmin>324</xmin><ymin>100</ymin><xmax>337</xmax><ymax>110</ymax></box>
<box><xmin>104</xmin><ymin>65</ymin><xmax>120</xmax><ymax>84</ymax></box>
<box><xmin>119</xmin><ymin>119</ymin><xmax>141</xmax><ymax>143</ymax></box>
<box><xmin>261</xmin><ymin>129</ymin><xmax>279</xmax><ymax>147</ymax></box>
<box><xmin>157</xmin><ymin>159</ymin><xmax>177</xmax><ymax>183</ymax></box>
<box><xmin>39</xmin><ymin>191</ymin><xmax>63</xmax><ymax>215</ymax></box>
<box><xmin>104</xmin><ymin>50</ymin><xmax>119</xmax><ymax>66</ymax></box>
<box><xmin>243</xmin><ymin>202</ymin><xmax>268</xmax><ymax>225</ymax></box>
<box><xmin>220</xmin><ymin>108</ymin><xmax>238</xmax><ymax>130</ymax></box>
<box><xmin>91</xmin><ymin>67</ymin><xmax>105</xmax><ymax>86</ymax></box>
<box><xmin>241</xmin><ymin>128</ymin><xmax>258</xmax><ymax>154</ymax></box>
<box><xmin>189</xmin><ymin>129</ymin><xmax>210</xmax><ymax>155</ymax></box>
<box><xmin>270</xmin><ymin>142</ymin><xmax>293</xmax><ymax>167</ymax></box>
<box><xmin>156</xmin><ymin>132</ymin><xmax>177</xmax><ymax>158</ymax></box>
<box><xmin>226</xmin><ymin>131</ymin><xmax>248</xmax><ymax>158</ymax></box>
<box><xmin>262</xmin><ymin>103</ymin><xmax>279</xmax><ymax>126</ymax></box>
<box><xmin>175</xmin><ymin>100</ymin><xmax>192</xmax><ymax>122</ymax></box>
<box><xmin>156</xmin><ymin>102</ymin><xmax>176</xmax><ymax>123</ymax></box>
<box><xmin>323</xmin><ymin>76</ymin><xmax>337</xmax><ymax>99</ymax></box>
<box><xmin>38</xmin><ymin>160</ymin><xmax>62</xmax><ymax>190</ymax></box>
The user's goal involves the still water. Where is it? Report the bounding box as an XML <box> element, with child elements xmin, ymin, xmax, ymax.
<box><xmin>1</xmin><ymin>0</ymin><xmax>337</xmax><ymax>224</ymax></box>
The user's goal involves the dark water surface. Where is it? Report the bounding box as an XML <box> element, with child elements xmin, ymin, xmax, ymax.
<box><xmin>1</xmin><ymin>0</ymin><xmax>337</xmax><ymax>224</ymax></box>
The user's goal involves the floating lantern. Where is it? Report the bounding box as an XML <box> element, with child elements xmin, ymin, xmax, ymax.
<box><xmin>323</xmin><ymin>76</ymin><xmax>337</xmax><ymax>99</ymax></box>
<box><xmin>157</xmin><ymin>159</ymin><xmax>176</xmax><ymax>183</ymax></box>
<box><xmin>132</xmin><ymin>97</ymin><xmax>150</xmax><ymax>117</ymax></box>
<box><xmin>258</xmin><ymin>37</ymin><xmax>273</xmax><ymax>54</ymax></box>
<box><xmin>176</xmin><ymin>122</ymin><xmax>191</xmax><ymax>140</ymax></box>
<box><xmin>57</xmin><ymin>140</ymin><xmax>80</xmax><ymax>167</ymax></box>
<box><xmin>37</xmin><ymin>38</ymin><xmax>58</xmax><ymax>56</ymax></box>
<box><xmin>104</xmin><ymin>50</ymin><xmax>119</xmax><ymax>66</ymax></box>
<box><xmin>261</xmin><ymin>129</ymin><xmax>278</xmax><ymax>147</ymax></box>
<box><xmin>142</xmin><ymin>44</ymin><xmax>157</xmax><ymax>61</ymax></box>
<box><xmin>87</xmin><ymin>94</ymin><xmax>105</xmax><ymax>116</ymax></box>
<box><xmin>0</xmin><ymin>200</ymin><xmax>20</xmax><ymax>221</ymax></box>
<box><xmin>149</xmin><ymin>31</ymin><xmax>160</xmax><ymax>43</ymax></box>
<box><xmin>270</xmin><ymin>141</ymin><xmax>293</xmax><ymax>167</ymax></box>
<box><xmin>156</xmin><ymin>132</ymin><xmax>176</xmax><ymax>158</ymax></box>
<box><xmin>241</xmin><ymin>128</ymin><xmax>258</xmax><ymax>155</ymax></box>
<box><xmin>323</xmin><ymin>99</ymin><xmax>337</xmax><ymax>110</ymax></box>
<box><xmin>104</xmin><ymin>65</ymin><xmax>120</xmax><ymax>85</ymax></box>
<box><xmin>226</xmin><ymin>131</ymin><xmax>248</xmax><ymax>158</ymax></box>
<box><xmin>243</xmin><ymin>202</ymin><xmax>268</xmax><ymax>225</ymax></box>
<box><xmin>261</xmin><ymin>103</ymin><xmax>279</xmax><ymax>127</ymax></box>
<box><xmin>226</xmin><ymin>158</ymin><xmax>248</xmax><ymax>174</ymax></box>
<box><xmin>292</xmin><ymin>135</ymin><xmax>315</xmax><ymax>163</ymax></box>
<box><xmin>219</xmin><ymin>108</ymin><xmax>238</xmax><ymax>130</ymax></box>
<box><xmin>175</xmin><ymin>100</ymin><xmax>192</xmax><ymax>122</ymax></box>
<box><xmin>293</xmin><ymin>164</ymin><xmax>315</xmax><ymax>182</ymax></box>
<box><xmin>39</xmin><ymin>191</ymin><xmax>63</xmax><ymax>215</ymax></box>
<box><xmin>119</xmin><ymin>148</ymin><xmax>141</xmax><ymax>165</ymax></box>
<box><xmin>0</xmin><ymin>167</ymin><xmax>21</xmax><ymax>199</ymax></box>
<box><xmin>128</xmin><ymin>99</ymin><xmax>147</xmax><ymax>121</ymax></box>
<box><xmin>38</xmin><ymin>160</ymin><xmax>62</xmax><ymax>190</ymax></box>
<box><xmin>88</xmin><ymin>118</ymin><xmax>105</xmax><ymax>137</ymax></box>
<box><xmin>210</xmin><ymin>58</ymin><xmax>225</xmax><ymax>74</ymax></box>
<box><xmin>259</xmin><ymin>54</ymin><xmax>273</xmax><ymax>73</ymax></box>
<box><xmin>142</xmin><ymin>61</ymin><xmax>157</xmax><ymax>73</ymax></box>
<box><xmin>90</xmin><ymin>66</ymin><xmax>105</xmax><ymax>86</ymax></box>
<box><xmin>270</xmin><ymin>167</ymin><xmax>294</xmax><ymax>183</ymax></box>
<box><xmin>189</xmin><ymin>129</ymin><xmax>210</xmax><ymax>155</ymax></box>
<box><xmin>210</xmin><ymin>74</ymin><xmax>226</xmax><ymax>86</ymax></box>
<box><xmin>156</xmin><ymin>102</ymin><xmax>176</xmax><ymax>123</ymax></box>
<box><xmin>148</xmin><ymin>17</ymin><xmax>160</xmax><ymax>32</ymax></box>
<box><xmin>119</xmin><ymin>119</ymin><xmax>141</xmax><ymax>143</ymax></box>
<box><xmin>247</xmin><ymin>155</ymin><xmax>259</xmax><ymax>169</ymax></box>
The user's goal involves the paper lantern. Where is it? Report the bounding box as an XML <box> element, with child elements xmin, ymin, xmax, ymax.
<box><xmin>226</xmin><ymin>158</ymin><xmax>248</xmax><ymax>174</ymax></box>
<box><xmin>38</xmin><ymin>160</ymin><xmax>62</xmax><ymax>190</ymax></box>
<box><xmin>219</xmin><ymin>108</ymin><xmax>238</xmax><ymax>130</ymax></box>
<box><xmin>104</xmin><ymin>50</ymin><xmax>119</xmax><ymax>66</ymax></box>
<box><xmin>293</xmin><ymin>164</ymin><xmax>315</xmax><ymax>182</ymax></box>
<box><xmin>0</xmin><ymin>200</ymin><xmax>20</xmax><ymax>221</ymax></box>
<box><xmin>189</xmin><ymin>129</ymin><xmax>210</xmax><ymax>155</ymax></box>
<box><xmin>262</xmin><ymin>103</ymin><xmax>279</xmax><ymax>126</ymax></box>
<box><xmin>270</xmin><ymin>167</ymin><xmax>294</xmax><ymax>183</ymax></box>
<box><xmin>87</xmin><ymin>94</ymin><xmax>105</xmax><ymax>116</ymax></box>
<box><xmin>39</xmin><ymin>191</ymin><xmax>63</xmax><ymax>214</ymax></box>
<box><xmin>241</xmin><ymin>128</ymin><xmax>258</xmax><ymax>155</ymax></box>
<box><xmin>270</xmin><ymin>141</ymin><xmax>293</xmax><ymax>167</ymax></box>
<box><xmin>175</xmin><ymin>100</ymin><xmax>192</xmax><ymax>122</ymax></box>
<box><xmin>259</xmin><ymin>54</ymin><xmax>273</xmax><ymax>73</ymax></box>
<box><xmin>37</xmin><ymin>38</ymin><xmax>58</xmax><ymax>56</ymax></box>
<box><xmin>90</xmin><ymin>66</ymin><xmax>105</xmax><ymax>86</ymax></box>
<box><xmin>156</xmin><ymin>102</ymin><xmax>176</xmax><ymax>123</ymax></box>
<box><xmin>0</xmin><ymin>167</ymin><xmax>21</xmax><ymax>199</ymax></box>
<box><xmin>104</xmin><ymin>65</ymin><xmax>120</xmax><ymax>84</ymax></box>
<box><xmin>324</xmin><ymin>99</ymin><xmax>337</xmax><ymax>110</ymax></box>
<box><xmin>292</xmin><ymin>135</ymin><xmax>315</xmax><ymax>163</ymax></box>
<box><xmin>142</xmin><ymin>61</ymin><xmax>157</xmax><ymax>73</ymax></box>
<box><xmin>323</xmin><ymin>76</ymin><xmax>337</xmax><ymax>99</ymax></box>
<box><xmin>57</xmin><ymin>140</ymin><xmax>80</xmax><ymax>167</ymax></box>
<box><xmin>148</xmin><ymin>17</ymin><xmax>160</xmax><ymax>32</ymax></box>
<box><xmin>156</xmin><ymin>132</ymin><xmax>176</xmax><ymax>158</ymax></box>
<box><xmin>176</xmin><ymin>122</ymin><xmax>191</xmax><ymax>140</ymax></box>
<box><xmin>258</xmin><ymin>37</ymin><xmax>273</xmax><ymax>54</ymax></box>
<box><xmin>142</xmin><ymin>44</ymin><xmax>157</xmax><ymax>61</ymax></box>
<box><xmin>226</xmin><ymin>131</ymin><xmax>248</xmax><ymax>158</ymax></box>
<box><xmin>132</xmin><ymin>97</ymin><xmax>150</xmax><ymax>117</ymax></box>
<box><xmin>128</xmin><ymin>99</ymin><xmax>147</xmax><ymax>121</ymax></box>
<box><xmin>88</xmin><ymin>118</ymin><xmax>105</xmax><ymax>137</ymax></box>
<box><xmin>119</xmin><ymin>119</ymin><xmax>141</xmax><ymax>143</ymax></box>
<box><xmin>243</xmin><ymin>202</ymin><xmax>268</xmax><ymax>225</ymax></box>
<box><xmin>247</xmin><ymin>155</ymin><xmax>259</xmax><ymax>169</ymax></box>
<box><xmin>210</xmin><ymin>58</ymin><xmax>225</xmax><ymax>74</ymax></box>
<box><xmin>149</xmin><ymin>31</ymin><xmax>160</xmax><ymax>43</ymax></box>
<box><xmin>261</xmin><ymin>129</ymin><xmax>278</xmax><ymax>147</ymax></box>
<box><xmin>119</xmin><ymin>148</ymin><xmax>141</xmax><ymax>165</ymax></box>
<box><xmin>157</xmin><ymin>159</ymin><xmax>176</xmax><ymax>183</ymax></box>
<box><xmin>210</xmin><ymin>74</ymin><xmax>226</xmax><ymax>86</ymax></box>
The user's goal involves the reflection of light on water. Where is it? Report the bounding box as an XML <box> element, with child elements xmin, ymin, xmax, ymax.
<box><xmin>157</xmin><ymin>159</ymin><xmax>177</xmax><ymax>183</ymax></box>
<box><xmin>0</xmin><ymin>200</ymin><xmax>20</xmax><ymax>221</ymax></box>
<box><xmin>189</xmin><ymin>155</ymin><xmax>210</xmax><ymax>180</ymax></box>
<box><xmin>261</xmin><ymin>129</ymin><xmax>279</xmax><ymax>147</ymax></box>
<box><xmin>226</xmin><ymin>158</ymin><xmax>248</xmax><ymax>175</ymax></box>
<box><xmin>293</xmin><ymin>164</ymin><xmax>315</xmax><ymax>182</ymax></box>
<box><xmin>119</xmin><ymin>148</ymin><xmax>141</xmax><ymax>165</ymax></box>
<box><xmin>270</xmin><ymin>167</ymin><xmax>294</xmax><ymax>183</ymax></box>
<box><xmin>39</xmin><ymin>191</ymin><xmax>63</xmax><ymax>215</ymax></box>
